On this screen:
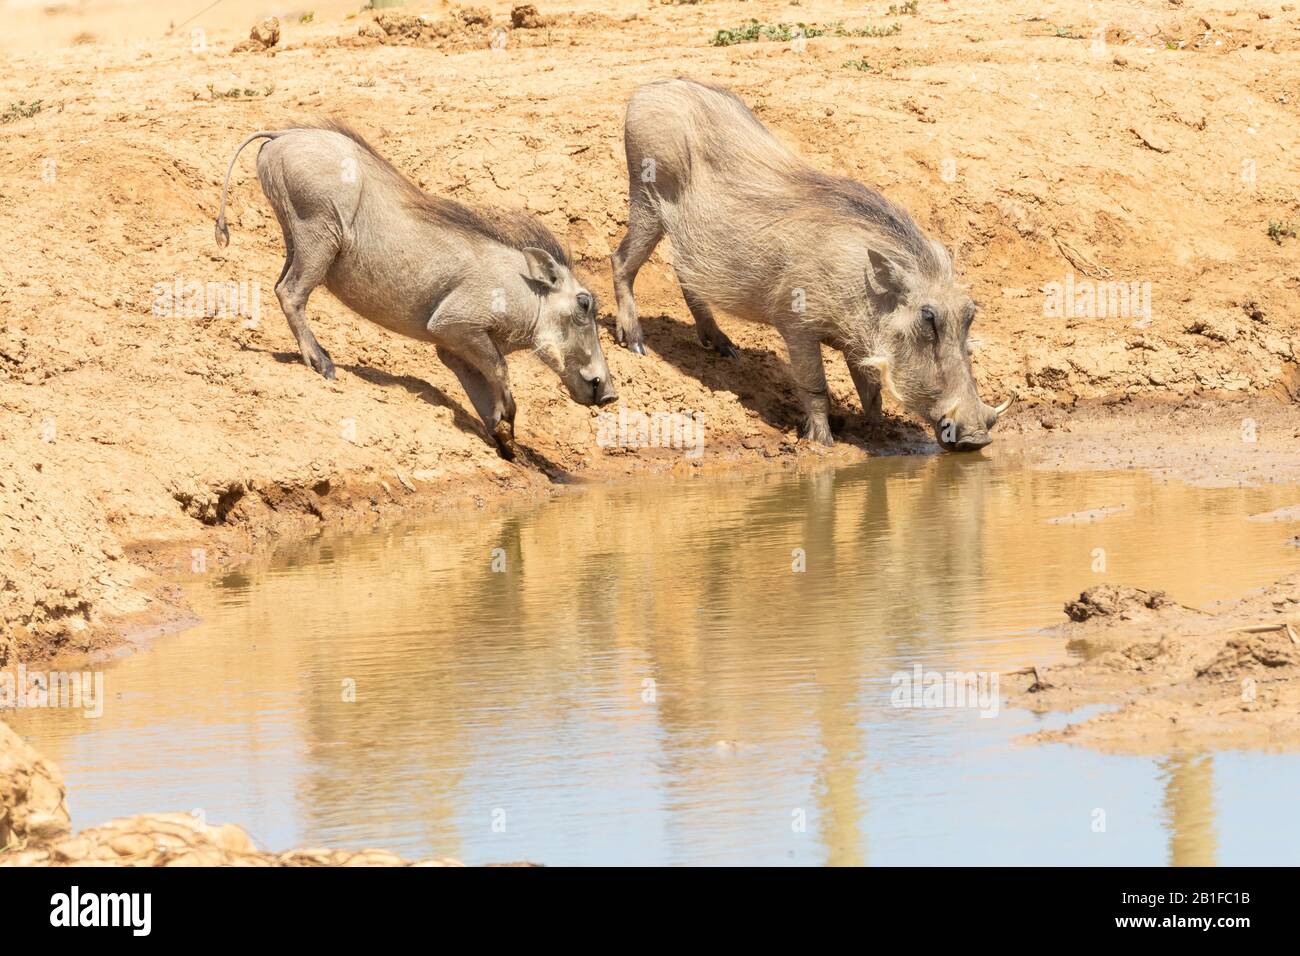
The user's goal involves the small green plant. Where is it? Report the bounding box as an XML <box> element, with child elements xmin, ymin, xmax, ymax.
<box><xmin>1267</xmin><ymin>219</ymin><xmax>1297</xmax><ymax>244</ymax></box>
<box><xmin>887</xmin><ymin>1</ymin><xmax>918</xmax><ymax>15</ymax></box>
<box><xmin>843</xmin><ymin>58</ymin><xmax>883</xmax><ymax>73</ymax></box>
<box><xmin>299</xmin><ymin>11</ymin><xmax>315</xmax><ymax>23</ymax></box>
<box><xmin>1052</xmin><ymin>25</ymin><xmax>1083</xmax><ymax>39</ymax></box>
<box><xmin>207</xmin><ymin>83</ymin><xmax>276</xmax><ymax>99</ymax></box>
<box><xmin>710</xmin><ymin>19</ymin><xmax>826</xmax><ymax>46</ymax></box>
<box><xmin>837</xmin><ymin>22</ymin><xmax>902</xmax><ymax>38</ymax></box>
<box><xmin>0</xmin><ymin>100</ymin><xmax>43</xmax><ymax>124</ymax></box>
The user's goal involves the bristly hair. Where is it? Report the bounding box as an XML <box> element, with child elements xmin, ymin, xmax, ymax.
<box><xmin>301</xmin><ymin>119</ymin><xmax>572</xmax><ymax>267</ymax></box>
<box><xmin>787</xmin><ymin>167</ymin><xmax>949</xmax><ymax>280</ymax></box>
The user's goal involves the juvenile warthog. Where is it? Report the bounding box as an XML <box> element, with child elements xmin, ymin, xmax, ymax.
<box><xmin>215</xmin><ymin>122</ymin><xmax>616</xmax><ymax>460</ymax></box>
<box><xmin>610</xmin><ymin>79</ymin><xmax>1010</xmax><ymax>450</ymax></box>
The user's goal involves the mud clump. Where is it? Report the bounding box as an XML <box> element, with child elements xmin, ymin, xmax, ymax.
<box><xmin>0</xmin><ymin>720</ymin><xmax>71</xmax><ymax>849</ymax></box>
<box><xmin>1196</xmin><ymin>632</ymin><xmax>1300</xmax><ymax>681</ymax></box>
<box><xmin>1064</xmin><ymin>584</ymin><xmax>1172</xmax><ymax>622</ymax></box>
<box><xmin>512</xmin><ymin>5</ymin><xmax>548</xmax><ymax>29</ymax></box>
<box><xmin>458</xmin><ymin>6</ymin><xmax>493</xmax><ymax>27</ymax></box>
<box><xmin>232</xmin><ymin>17</ymin><xmax>280</xmax><ymax>53</ymax></box>
<box><xmin>353</xmin><ymin>11</ymin><xmax>486</xmax><ymax>46</ymax></box>
<box><xmin>1010</xmin><ymin>574</ymin><xmax>1300</xmax><ymax>753</ymax></box>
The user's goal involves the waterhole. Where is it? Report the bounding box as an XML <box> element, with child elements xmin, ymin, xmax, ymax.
<box><xmin>9</xmin><ymin>454</ymin><xmax>1300</xmax><ymax>864</ymax></box>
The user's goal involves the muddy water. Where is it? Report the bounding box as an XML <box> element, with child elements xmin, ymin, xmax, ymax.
<box><xmin>11</xmin><ymin>455</ymin><xmax>1300</xmax><ymax>865</ymax></box>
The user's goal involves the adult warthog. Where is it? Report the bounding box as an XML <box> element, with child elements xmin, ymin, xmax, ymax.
<box><xmin>215</xmin><ymin>121</ymin><xmax>616</xmax><ymax>460</ymax></box>
<box><xmin>610</xmin><ymin>79</ymin><xmax>1010</xmax><ymax>450</ymax></box>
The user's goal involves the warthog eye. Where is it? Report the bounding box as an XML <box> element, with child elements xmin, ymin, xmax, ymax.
<box><xmin>576</xmin><ymin>291</ymin><xmax>593</xmax><ymax>316</ymax></box>
<box><xmin>920</xmin><ymin>305</ymin><xmax>938</xmax><ymax>335</ymax></box>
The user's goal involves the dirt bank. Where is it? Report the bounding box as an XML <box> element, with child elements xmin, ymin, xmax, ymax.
<box><xmin>2</xmin><ymin>0</ymin><xmax>1299</xmax><ymax>662</ymax></box>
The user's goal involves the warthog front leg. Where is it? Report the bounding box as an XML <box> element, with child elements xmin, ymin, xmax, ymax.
<box><xmin>848</xmin><ymin>360</ymin><xmax>883</xmax><ymax>422</ymax></box>
<box><xmin>436</xmin><ymin>333</ymin><xmax>518</xmax><ymax>461</ymax></box>
<box><xmin>780</xmin><ymin>327</ymin><xmax>834</xmax><ymax>446</ymax></box>
<box><xmin>609</xmin><ymin>198</ymin><xmax>662</xmax><ymax>355</ymax></box>
<box><xmin>274</xmin><ymin>235</ymin><xmax>336</xmax><ymax>380</ymax></box>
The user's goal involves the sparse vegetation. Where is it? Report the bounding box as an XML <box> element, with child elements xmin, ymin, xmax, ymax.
<box><xmin>843</xmin><ymin>58</ymin><xmax>883</xmax><ymax>73</ymax></box>
<box><xmin>207</xmin><ymin>83</ymin><xmax>276</xmax><ymax>99</ymax></box>
<box><xmin>299</xmin><ymin>11</ymin><xmax>315</xmax><ymax>23</ymax></box>
<box><xmin>710</xmin><ymin>19</ymin><xmax>826</xmax><ymax>46</ymax></box>
<box><xmin>1267</xmin><ymin>219</ymin><xmax>1297</xmax><ymax>244</ymax></box>
<box><xmin>1052</xmin><ymin>25</ymin><xmax>1084</xmax><ymax>39</ymax></box>
<box><xmin>710</xmin><ymin>18</ymin><xmax>901</xmax><ymax>46</ymax></box>
<box><xmin>0</xmin><ymin>99</ymin><xmax>43</xmax><ymax>124</ymax></box>
<box><xmin>834</xmin><ymin>21</ymin><xmax>903</xmax><ymax>38</ymax></box>
<box><xmin>887</xmin><ymin>1</ymin><xmax>919</xmax><ymax>15</ymax></box>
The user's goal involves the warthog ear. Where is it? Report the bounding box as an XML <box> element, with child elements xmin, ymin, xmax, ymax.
<box><xmin>866</xmin><ymin>248</ymin><xmax>909</xmax><ymax>299</ymax></box>
<box><xmin>522</xmin><ymin>247</ymin><xmax>563</xmax><ymax>290</ymax></box>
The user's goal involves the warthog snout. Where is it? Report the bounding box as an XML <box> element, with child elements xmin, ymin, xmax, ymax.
<box><xmin>588</xmin><ymin>373</ymin><xmax>618</xmax><ymax>407</ymax></box>
<box><xmin>941</xmin><ymin>429</ymin><xmax>992</xmax><ymax>453</ymax></box>
<box><xmin>936</xmin><ymin>395</ymin><xmax>1013</xmax><ymax>453</ymax></box>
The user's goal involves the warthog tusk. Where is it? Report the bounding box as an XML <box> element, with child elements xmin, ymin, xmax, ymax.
<box><xmin>992</xmin><ymin>395</ymin><xmax>1015</xmax><ymax>417</ymax></box>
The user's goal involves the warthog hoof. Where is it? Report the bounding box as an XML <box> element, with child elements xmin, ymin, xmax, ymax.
<box><xmin>699</xmin><ymin>329</ymin><xmax>739</xmax><ymax>358</ymax></box>
<box><xmin>801</xmin><ymin>418</ymin><xmax>835</xmax><ymax>447</ymax></box>
<box><xmin>308</xmin><ymin>346</ymin><xmax>335</xmax><ymax>380</ymax></box>
<box><xmin>492</xmin><ymin>421</ymin><xmax>518</xmax><ymax>461</ymax></box>
<box><xmin>616</xmin><ymin>326</ymin><xmax>646</xmax><ymax>355</ymax></box>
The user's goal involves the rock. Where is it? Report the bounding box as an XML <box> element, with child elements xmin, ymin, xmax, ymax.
<box><xmin>0</xmin><ymin>720</ymin><xmax>72</xmax><ymax>848</ymax></box>
<box><xmin>511</xmin><ymin>4</ymin><xmax>547</xmax><ymax>29</ymax></box>
<box><xmin>251</xmin><ymin>17</ymin><xmax>280</xmax><ymax>47</ymax></box>
<box><xmin>0</xmin><ymin>810</ymin><xmax>472</xmax><ymax>867</ymax></box>
<box><xmin>233</xmin><ymin>17</ymin><xmax>280</xmax><ymax>53</ymax></box>
<box><xmin>0</xmin><ymin>731</ymin><xmax>535</xmax><ymax>867</ymax></box>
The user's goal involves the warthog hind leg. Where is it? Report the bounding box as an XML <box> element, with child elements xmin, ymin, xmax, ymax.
<box><xmin>609</xmin><ymin>199</ymin><xmax>662</xmax><ymax>355</ymax></box>
<box><xmin>274</xmin><ymin>234</ymin><xmax>336</xmax><ymax>380</ymax></box>
<box><xmin>677</xmin><ymin>280</ymin><xmax>738</xmax><ymax>358</ymax></box>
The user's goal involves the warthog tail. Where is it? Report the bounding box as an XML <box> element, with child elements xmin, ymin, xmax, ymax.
<box><xmin>214</xmin><ymin>131</ymin><xmax>283</xmax><ymax>247</ymax></box>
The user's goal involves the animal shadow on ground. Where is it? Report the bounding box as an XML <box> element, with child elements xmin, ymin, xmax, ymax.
<box><xmin>620</xmin><ymin>312</ymin><xmax>934</xmax><ymax>455</ymax></box>
<box><xmin>252</xmin><ymin>346</ymin><xmax>579</xmax><ymax>477</ymax></box>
